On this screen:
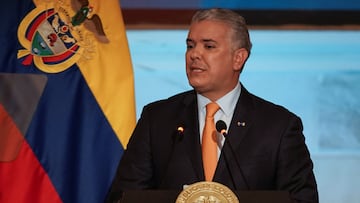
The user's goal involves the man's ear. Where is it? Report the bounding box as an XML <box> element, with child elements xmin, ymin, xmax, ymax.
<box><xmin>233</xmin><ymin>48</ymin><xmax>249</xmax><ymax>71</ymax></box>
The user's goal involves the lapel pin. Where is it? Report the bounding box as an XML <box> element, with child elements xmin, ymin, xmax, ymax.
<box><xmin>237</xmin><ymin>121</ymin><xmax>246</xmax><ymax>127</ymax></box>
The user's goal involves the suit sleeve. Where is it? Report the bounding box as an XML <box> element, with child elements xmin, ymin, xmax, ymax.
<box><xmin>276</xmin><ymin>115</ymin><xmax>319</xmax><ymax>203</ymax></box>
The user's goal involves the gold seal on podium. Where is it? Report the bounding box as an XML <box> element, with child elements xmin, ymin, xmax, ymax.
<box><xmin>176</xmin><ymin>181</ymin><xmax>239</xmax><ymax>203</ymax></box>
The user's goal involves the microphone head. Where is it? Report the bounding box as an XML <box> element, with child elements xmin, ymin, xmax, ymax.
<box><xmin>177</xmin><ymin>126</ymin><xmax>184</xmax><ymax>134</ymax></box>
<box><xmin>216</xmin><ymin>120</ymin><xmax>227</xmax><ymax>135</ymax></box>
<box><xmin>174</xmin><ymin>125</ymin><xmax>185</xmax><ymax>141</ymax></box>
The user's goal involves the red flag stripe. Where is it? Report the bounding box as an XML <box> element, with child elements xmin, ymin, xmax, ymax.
<box><xmin>0</xmin><ymin>105</ymin><xmax>62</xmax><ymax>203</ymax></box>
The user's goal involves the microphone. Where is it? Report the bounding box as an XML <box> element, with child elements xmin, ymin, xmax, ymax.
<box><xmin>216</xmin><ymin>120</ymin><xmax>250</xmax><ymax>190</ymax></box>
<box><xmin>177</xmin><ymin>126</ymin><xmax>184</xmax><ymax>135</ymax></box>
<box><xmin>216</xmin><ymin>120</ymin><xmax>227</xmax><ymax>136</ymax></box>
<box><xmin>176</xmin><ymin>125</ymin><xmax>185</xmax><ymax>141</ymax></box>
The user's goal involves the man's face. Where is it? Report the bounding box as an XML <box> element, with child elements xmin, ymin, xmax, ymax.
<box><xmin>186</xmin><ymin>20</ymin><xmax>246</xmax><ymax>100</ymax></box>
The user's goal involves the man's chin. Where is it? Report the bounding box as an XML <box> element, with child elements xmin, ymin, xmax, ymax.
<box><xmin>191</xmin><ymin>85</ymin><xmax>207</xmax><ymax>94</ymax></box>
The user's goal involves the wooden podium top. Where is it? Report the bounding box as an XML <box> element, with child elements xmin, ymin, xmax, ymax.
<box><xmin>120</xmin><ymin>190</ymin><xmax>292</xmax><ymax>203</ymax></box>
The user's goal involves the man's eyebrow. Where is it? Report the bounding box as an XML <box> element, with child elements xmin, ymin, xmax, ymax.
<box><xmin>202</xmin><ymin>39</ymin><xmax>216</xmax><ymax>43</ymax></box>
<box><xmin>186</xmin><ymin>38</ymin><xmax>216</xmax><ymax>43</ymax></box>
<box><xmin>186</xmin><ymin>38</ymin><xmax>193</xmax><ymax>43</ymax></box>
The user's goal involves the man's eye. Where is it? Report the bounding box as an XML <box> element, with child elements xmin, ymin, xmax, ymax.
<box><xmin>187</xmin><ymin>44</ymin><xmax>194</xmax><ymax>49</ymax></box>
<box><xmin>205</xmin><ymin>45</ymin><xmax>215</xmax><ymax>49</ymax></box>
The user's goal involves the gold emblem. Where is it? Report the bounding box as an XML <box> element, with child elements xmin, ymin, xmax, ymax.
<box><xmin>17</xmin><ymin>0</ymin><xmax>109</xmax><ymax>73</ymax></box>
<box><xmin>176</xmin><ymin>181</ymin><xmax>239</xmax><ymax>203</ymax></box>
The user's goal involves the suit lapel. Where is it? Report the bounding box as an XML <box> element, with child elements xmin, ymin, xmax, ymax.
<box><xmin>227</xmin><ymin>85</ymin><xmax>254</xmax><ymax>152</ymax></box>
<box><xmin>179</xmin><ymin>91</ymin><xmax>204</xmax><ymax>181</ymax></box>
<box><xmin>214</xmin><ymin>85</ymin><xmax>255</xmax><ymax>189</ymax></box>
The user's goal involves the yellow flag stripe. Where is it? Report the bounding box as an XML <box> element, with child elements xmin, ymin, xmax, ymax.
<box><xmin>77</xmin><ymin>0</ymin><xmax>136</xmax><ymax>148</ymax></box>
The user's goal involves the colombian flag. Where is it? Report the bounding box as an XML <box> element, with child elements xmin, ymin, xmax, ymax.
<box><xmin>0</xmin><ymin>0</ymin><xmax>136</xmax><ymax>202</ymax></box>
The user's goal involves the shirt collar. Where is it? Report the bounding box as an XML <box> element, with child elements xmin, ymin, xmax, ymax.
<box><xmin>197</xmin><ymin>82</ymin><xmax>241</xmax><ymax>116</ymax></box>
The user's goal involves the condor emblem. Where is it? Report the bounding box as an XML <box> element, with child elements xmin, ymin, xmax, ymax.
<box><xmin>17</xmin><ymin>0</ymin><xmax>108</xmax><ymax>73</ymax></box>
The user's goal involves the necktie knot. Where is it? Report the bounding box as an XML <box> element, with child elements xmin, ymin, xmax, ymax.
<box><xmin>206</xmin><ymin>102</ymin><xmax>219</xmax><ymax>118</ymax></box>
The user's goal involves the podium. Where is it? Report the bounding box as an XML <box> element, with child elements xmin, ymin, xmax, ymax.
<box><xmin>120</xmin><ymin>190</ymin><xmax>292</xmax><ymax>203</ymax></box>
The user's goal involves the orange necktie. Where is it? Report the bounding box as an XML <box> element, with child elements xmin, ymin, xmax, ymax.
<box><xmin>202</xmin><ymin>102</ymin><xmax>220</xmax><ymax>181</ymax></box>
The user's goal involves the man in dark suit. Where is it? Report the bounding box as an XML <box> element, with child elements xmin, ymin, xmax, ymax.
<box><xmin>106</xmin><ymin>8</ymin><xmax>318</xmax><ymax>203</ymax></box>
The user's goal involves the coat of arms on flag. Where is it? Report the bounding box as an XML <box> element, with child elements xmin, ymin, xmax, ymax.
<box><xmin>17</xmin><ymin>0</ymin><xmax>109</xmax><ymax>73</ymax></box>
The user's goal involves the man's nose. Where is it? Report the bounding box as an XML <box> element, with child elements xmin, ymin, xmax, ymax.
<box><xmin>189</xmin><ymin>47</ymin><xmax>201</xmax><ymax>60</ymax></box>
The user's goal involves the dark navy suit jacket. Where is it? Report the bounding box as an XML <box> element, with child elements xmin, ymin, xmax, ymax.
<box><xmin>106</xmin><ymin>84</ymin><xmax>318</xmax><ymax>203</ymax></box>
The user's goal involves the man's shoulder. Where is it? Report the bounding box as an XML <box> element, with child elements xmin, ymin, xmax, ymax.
<box><xmin>243</xmin><ymin>87</ymin><xmax>299</xmax><ymax>119</ymax></box>
<box><xmin>144</xmin><ymin>90</ymin><xmax>195</xmax><ymax>110</ymax></box>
